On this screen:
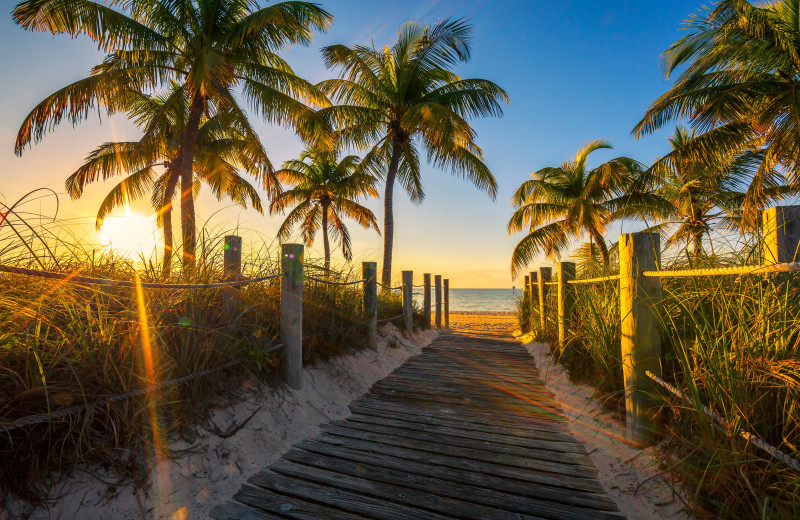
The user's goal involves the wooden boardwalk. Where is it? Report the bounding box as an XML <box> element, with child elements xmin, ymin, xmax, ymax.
<box><xmin>211</xmin><ymin>328</ymin><xmax>625</xmax><ymax>520</ymax></box>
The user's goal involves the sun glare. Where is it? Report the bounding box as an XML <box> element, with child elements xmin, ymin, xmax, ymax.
<box><xmin>96</xmin><ymin>207</ymin><xmax>162</xmax><ymax>259</ymax></box>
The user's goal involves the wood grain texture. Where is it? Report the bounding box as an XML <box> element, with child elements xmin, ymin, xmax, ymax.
<box><xmin>213</xmin><ymin>329</ymin><xmax>625</xmax><ymax>520</ymax></box>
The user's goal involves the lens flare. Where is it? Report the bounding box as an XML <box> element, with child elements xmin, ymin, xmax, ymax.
<box><xmin>134</xmin><ymin>272</ymin><xmax>172</xmax><ymax>516</ymax></box>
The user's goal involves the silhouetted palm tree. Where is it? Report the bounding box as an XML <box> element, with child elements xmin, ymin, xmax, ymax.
<box><xmin>14</xmin><ymin>0</ymin><xmax>331</xmax><ymax>266</ymax></box>
<box><xmin>66</xmin><ymin>88</ymin><xmax>271</xmax><ymax>272</ymax></box>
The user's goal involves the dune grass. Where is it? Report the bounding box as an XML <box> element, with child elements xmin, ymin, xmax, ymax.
<box><xmin>0</xmin><ymin>205</ymin><xmax>406</xmax><ymax>504</ymax></box>
<box><xmin>518</xmin><ymin>245</ymin><xmax>800</xmax><ymax>519</ymax></box>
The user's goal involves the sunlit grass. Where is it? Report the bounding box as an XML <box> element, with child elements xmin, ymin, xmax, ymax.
<box><xmin>0</xmin><ymin>201</ymin><xmax>406</xmax><ymax>504</ymax></box>
<box><xmin>519</xmin><ymin>243</ymin><xmax>800</xmax><ymax>519</ymax></box>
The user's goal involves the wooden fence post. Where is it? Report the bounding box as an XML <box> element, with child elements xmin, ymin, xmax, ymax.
<box><xmin>523</xmin><ymin>275</ymin><xmax>530</xmax><ymax>303</ymax></box>
<box><xmin>435</xmin><ymin>275</ymin><xmax>442</xmax><ymax>328</ymax></box>
<box><xmin>281</xmin><ymin>243</ymin><xmax>304</xmax><ymax>390</ymax></box>
<box><xmin>763</xmin><ymin>205</ymin><xmax>800</xmax><ymax>263</ymax></box>
<box><xmin>538</xmin><ymin>267</ymin><xmax>552</xmax><ymax>336</ymax></box>
<box><xmin>223</xmin><ymin>235</ymin><xmax>242</xmax><ymax>279</ymax></box>
<box><xmin>444</xmin><ymin>279</ymin><xmax>450</xmax><ymax>328</ymax></box>
<box><xmin>529</xmin><ymin>271</ymin><xmax>538</xmax><ymax>327</ymax></box>
<box><xmin>222</xmin><ymin>235</ymin><xmax>242</xmax><ymax>319</ymax></box>
<box><xmin>402</xmin><ymin>271</ymin><xmax>413</xmax><ymax>331</ymax></box>
<box><xmin>557</xmin><ymin>262</ymin><xmax>576</xmax><ymax>348</ymax></box>
<box><xmin>619</xmin><ymin>232</ymin><xmax>663</xmax><ymax>443</ymax></box>
<box><xmin>363</xmin><ymin>262</ymin><xmax>378</xmax><ymax>351</ymax></box>
<box><xmin>423</xmin><ymin>273</ymin><xmax>432</xmax><ymax>329</ymax></box>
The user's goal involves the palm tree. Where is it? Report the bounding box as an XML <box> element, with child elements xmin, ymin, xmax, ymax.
<box><xmin>66</xmin><ymin>88</ymin><xmax>272</xmax><ymax>272</ymax></box>
<box><xmin>648</xmin><ymin>127</ymin><xmax>737</xmax><ymax>261</ymax></box>
<box><xmin>270</xmin><ymin>149</ymin><xmax>380</xmax><ymax>267</ymax></box>
<box><xmin>13</xmin><ymin>0</ymin><xmax>332</xmax><ymax>267</ymax></box>
<box><xmin>317</xmin><ymin>18</ymin><xmax>508</xmax><ymax>286</ymax></box>
<box><xmin>647</xmin><ymin>127</ymin><xmax>794</xmax><ymax>261</ymax></box>
<box><xmin>632</xmin><ymin>0</ymin><xmax>800</xmax><ymax>229</ymax></box>
<box><xmin>508</xmin><ymin>140</ymin><xmax>657</xmax><ymax>277</ymax></box>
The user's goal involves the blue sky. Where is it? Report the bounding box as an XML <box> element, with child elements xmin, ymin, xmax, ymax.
<box><xmin>0</xmin><ymin>0</ymin><xmax>704</xmax><ymax>287</ymax></box>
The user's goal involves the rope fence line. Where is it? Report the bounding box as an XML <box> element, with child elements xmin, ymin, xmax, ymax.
<box><xmin>642</xmin><ymin>261</ymin><xmax>800</xmax><ymax>278</ymax></box>
<box><xmin>526</xmin><ymin>207</ymin><xmax>800</xmax><ymax>449</ymax></box>
<box><xmin>377</xmin><ymin>313</ymin><xmax>405</xmax><ymax>324</ymax></box>
<box><xmin>646</xmin><ymin>371</ymin><xmax>800</xmax><ymax>474</ymax></box>
<box><xmin>0</xmin><ymin>264</ymin><xmax>286</xmax><ymax>289</ymax></box>
<box><xmin>0</xmin><ymin>236</ymin><xmax>453</xmax><ymax>437</ymax></box>
<box><xmin>568</xmin><ymin>274</ymin><xmax>621</xmax><ymax>284</ymax></box>
<box><xmin>377</xmin><ymin>282</ymin><xmax>402</xmax><ymax>291</ymax></box>
<box><xmin>305</xmin><ymin>275</ymin><xmax>366</xmax><ymax>286</ymax></box>
<box><xmin>1</xmin><ymin>342</ymin><xmax>286</xmax><ymax>434</ymax></box>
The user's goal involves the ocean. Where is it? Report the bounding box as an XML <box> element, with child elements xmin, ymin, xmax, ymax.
<box><xmin>413</xmin><ymin>288</ymin><xmax>522</xmax><ymax>312</ymax></box>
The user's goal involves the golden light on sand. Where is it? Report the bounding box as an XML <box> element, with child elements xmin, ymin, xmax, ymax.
<box><xmin>96</xmin><ymin>206</ymin><xmax>162</xmax><ymax>258</ymax></box>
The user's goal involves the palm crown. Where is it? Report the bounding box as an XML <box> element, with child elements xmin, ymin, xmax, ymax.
<box><xmin>65</xmin><ymin>86</ymin><xmax>271</xmax><ymax>271</ymax></box>
<box><xmin>318</xmin><ymin>18</ymin><xmax>508</xmax><ymax>285</ymax></box>
<box><xmin>13</xmin><ymin>0</ymin><xmax>332</xmax><ymax>267</ymax></box>
<box><xmin>632</xmin><ymin>0</ymin><xmax>800</xmax><ymax>228</ymax></box>
<box><xmin>270</xmin><ymin>149</ymin><xmax>380</xmax><ymax>266</ymax></box>
<box><xmin>508</xmin><ymin>140</ymin><xmax>648</xmax><ymax>276</ymax></box>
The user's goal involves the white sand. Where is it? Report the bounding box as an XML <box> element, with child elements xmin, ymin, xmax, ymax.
<box><xmin>2</xmin><ymin>325</ymin><xmax>437</xmax><ymax>520</ymax></box>
<box><xmin>523</xmin><ymin>339</ymin><xmax>690</xmax><ymax>520</ymax></box>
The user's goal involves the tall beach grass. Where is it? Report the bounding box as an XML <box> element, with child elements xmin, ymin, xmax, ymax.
<box><xmin>518</xmin><ymin>241</ymin><xmax>800</xmax><ymax>519</ymax></box>
<box><xmin>0</xmin><ymin>200</ymin><xmax>406</xmax><ymax>504</ymax></box>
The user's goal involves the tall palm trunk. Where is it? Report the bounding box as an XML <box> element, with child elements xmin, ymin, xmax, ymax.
<box><xmin>588</xmin><ymin>228</ymin><xmax>609</xmax><ymax>267</ymax></box>
<box><xmin>381</xmin><ymin>137</ymin><xmax>403</xmax><ymax>287</ymax></box>
<box><xmin>321</xmin><ymin>200</ymin><xmax>331</xmax><ymax>269</ymax></box>
<box><xmin>161</xmin><ymin>171</ymin><xmax>180</xmax><ymax>277</ymax></box>
<box><xmin>179</xmin><ymin>95</ymin><xmax>204</xmax><ymax>269</ymax></box>
<box><xmin>693</xmin><ymin>229</ymin><xmax>703</xmax><ymax>263</ymax></box>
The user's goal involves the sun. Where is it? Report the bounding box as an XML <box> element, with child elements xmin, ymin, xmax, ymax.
<box><xmin>96</xmin><ymin>207</ymin><xmax>163</xmax><ymax>259</ymax></box>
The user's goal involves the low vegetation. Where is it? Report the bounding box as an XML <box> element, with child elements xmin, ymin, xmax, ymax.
<box><xmin>518</xmin><ymin>241</ymin><xmax>800</xmax><ymax>519</ymax></box>
<box><xmin>0</xmin><ymin>217</ymin><xmax>405</xmax><ymax>504</ymax></box>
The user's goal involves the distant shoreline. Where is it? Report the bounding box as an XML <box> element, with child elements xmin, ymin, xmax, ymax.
<box><xmin>449</xmin><ymin>310</ymin><xmax>515</xmax><ymax>315</ymax></box>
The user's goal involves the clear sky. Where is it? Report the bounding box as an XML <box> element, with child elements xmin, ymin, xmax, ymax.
<box><xmin>0</xmin><ymin>0</ymin><xmax>704</xmax><ymax>288</ymax></box>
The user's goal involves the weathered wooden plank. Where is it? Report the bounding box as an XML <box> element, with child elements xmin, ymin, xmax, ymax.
<box><xmin>344</xmin><ymin>412</ymin><xmax>586</xmax><ymax>453</ymax></box>
<box><xmin>360</xmin><ymin>390</ymin><xmax>567</xmax><ymax>423</ymax></box>
<box><xmin>295</xmin><ymin>439</ymin><xmax>618</xmax><ymax>510</ymax></box>
<box><xmin>349</xmin><ymin>399</ymin><xmax>570</xmax><ymax>436</ymax></box>
<box><xmin>248</xmin><ymin>470</ymin><xmax>455</xmax><ymax>520</ymax></box>
<box><xmin>210</xmin><ymin>501</ymin><xmax>288</xmax><ymax>520</ymax></box>
<box><xmin>328</xmin><ymin>419</ymin><xmax>592</xmax><ymax>466</ymax></box>
<box><xmin>374</xmin><ymin>375</ymin><xmax>552</xmax><ymax>396</ymax></box>
<box><xmin>348</xmin><ymin>401</ymin><xmax>580</xmax><ymax>443</ymax></box>
<box><xmin>319</xmin><ymin>424</ymin><xmax>596</xmax><ymax>476</ymax></box>
<box><xmin>233</xmin><ymin>483</ymin><xmax>371</xmax><ymax>520</ymax></box>
<box><xmin>270</xmin><ymin>459</ymin><xmax>554</xmax><ymax>520</ymax></box>
<box><xmin>313</xmin><ymin>432</ymin><xmax>605</xmax><ymax>492</ymax></box>
<box><xmin>371</xmin><ymin>380</ymin><xmax>560</xmax><ymax>409</ymax></box>
<box><xmin>282</xmin><ymin>447</ymin><xmax>625</xmax><ymax>519</ymax></box>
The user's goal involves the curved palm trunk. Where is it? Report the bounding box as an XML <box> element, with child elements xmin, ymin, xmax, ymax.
<box><xmin>588</xmin><ymin>228</ymin><xmax>610</xmax><ymax>267</ymax></box>
<box><xmin>161</xmin><ymin>171</ymin><xmax>180</xmax><ymax>277</ymax></box>
<box><xmin>381</xmin><ymin>139</ymin><xmax>404</xmax><ymax>288</ymax></box>
<box><xmin>179</xmin><ymin>95</ymin><xmax>204</xmax><ymax>270</ymax></box>
<box><xmin>321</xmin><ymin>200</ymin><xmax>331</xmax><ymax>270</ymax></box>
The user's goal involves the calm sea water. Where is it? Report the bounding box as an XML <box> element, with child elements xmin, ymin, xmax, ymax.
<box><xmin>412</xmin><ymin>288</ymin><xmax>522</xmax><ymax>312</ymax></box>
